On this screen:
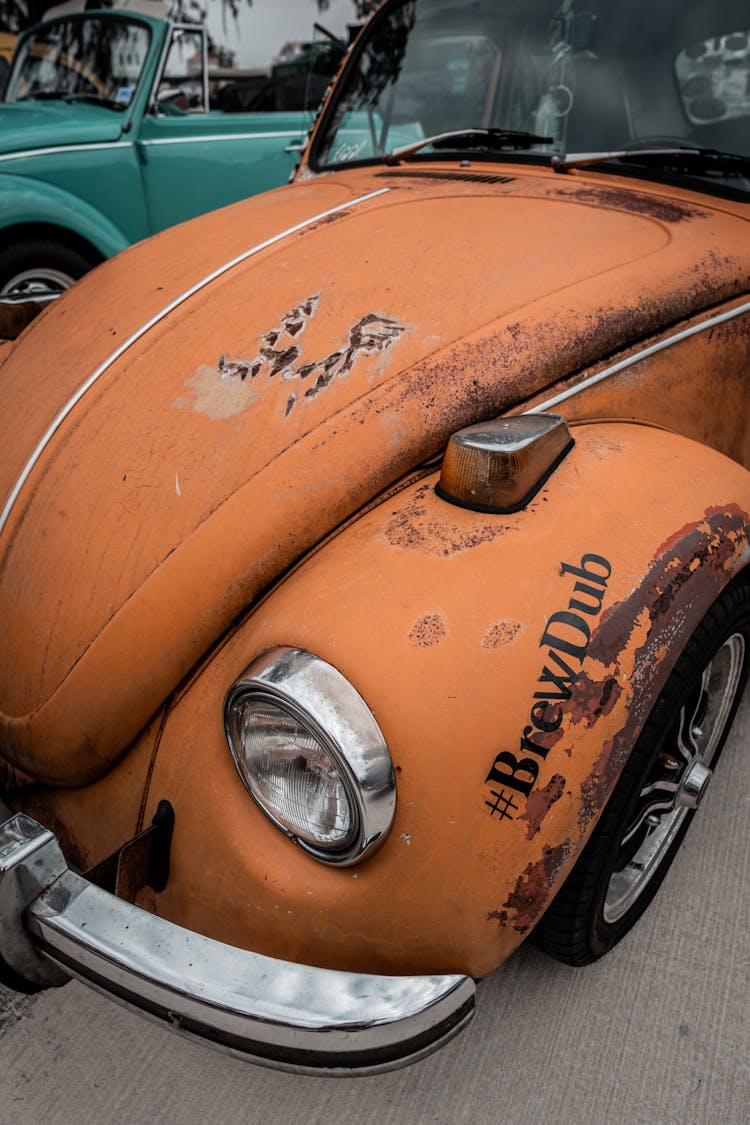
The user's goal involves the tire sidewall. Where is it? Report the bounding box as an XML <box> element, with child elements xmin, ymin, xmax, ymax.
<box><xmin>586</xmin><ymin>576</ymin><xmax>750</xmax><ymax>957</ymax></box>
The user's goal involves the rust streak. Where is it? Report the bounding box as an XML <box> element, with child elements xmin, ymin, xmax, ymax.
<box><xmin>500</xmin><ymin>840</ymin><xmax>572</xmax><ymax>933</ymax></box>
<box><xmin>574</xmin><ymin>505</ymin><xmax>749</xmax><ymax>831</ymax></box>
<box><xmin>520</xmin><ymin>773</ymin><xmax>566</xmax><ymax>839</ymax></box>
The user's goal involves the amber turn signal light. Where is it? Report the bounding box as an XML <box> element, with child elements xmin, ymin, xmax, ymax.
<box><xmin>436</xmin><ymin>413</ymin><xmax>574</xmax><ymax>514</ymax></box>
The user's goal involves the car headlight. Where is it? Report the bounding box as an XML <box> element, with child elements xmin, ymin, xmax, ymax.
<box><xmin>224</xmin><ymin>648</ymin><xmax>396</xmax><ymax>865</ymax></box>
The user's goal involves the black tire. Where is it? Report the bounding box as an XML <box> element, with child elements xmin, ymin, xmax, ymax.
<box><xmin>536</xmin><ymin>573</ymin><xmax>750</xmax><ymax>966</ymax></box>
<box><xmin>0</xmin><ymin>238</ymin><xmax>95</xmax><ymax>298</ymax></box>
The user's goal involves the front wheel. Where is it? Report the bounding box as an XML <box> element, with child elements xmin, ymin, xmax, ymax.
<box><xmin>536</xmin><ymin>574</ymin><xmax>750</xmax><ymax>965</ymax></box>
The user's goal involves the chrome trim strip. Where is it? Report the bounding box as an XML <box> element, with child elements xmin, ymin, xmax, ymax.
<box><xmin>0</xmin><ymin>142</ymin><xmax>132</xmax><ymax>163</ymax></box>
<box><xmin>225</xmin><ymin>648</ymin><xmax>396</xmax><ymax>866</ymax></box>
<box><xmin>139</xmin><ymin>132</ymin><xmax>303</xmax><ymax>146</ymax></box>
<box><xmin>0</xmin><ymin>815</ymin><xmax>474</xmax><ymax>1073</ymax></box>
<box><xmin>0</xmin><ymin>187</ymin><xmax>390</xmax><ymax>542</ymax></box>
<box><xmin>528</xmin><ymin>299</ymin><xmax>750</xmax><ymax>415</ymax></box>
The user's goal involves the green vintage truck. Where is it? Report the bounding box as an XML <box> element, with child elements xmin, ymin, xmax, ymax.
<box><xmin>0</xmin><ymin>3</ymin><xmax>335</xmax><ymax>296</ymax></box>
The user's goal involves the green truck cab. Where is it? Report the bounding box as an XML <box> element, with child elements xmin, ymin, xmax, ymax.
<box><xmin>0</xmin><ymin>5</ymin><xmax>328</xmax><ymax>296</ymax></box>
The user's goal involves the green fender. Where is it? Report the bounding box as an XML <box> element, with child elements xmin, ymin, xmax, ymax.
<box><xmin>0</xmin><ymin>171</ymin><xmax>130</xmax><ymax>260</ymax></box>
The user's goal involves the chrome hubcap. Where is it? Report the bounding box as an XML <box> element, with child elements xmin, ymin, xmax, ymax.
<box><xmin>603</xmin><ymin>633</ymin><xmax>745</xmax><ymax>923</ymax></box>
<box><xmin>0</xmin><ymin>267</ymin><xmax>75</xmax><ymax>298</ymax></box>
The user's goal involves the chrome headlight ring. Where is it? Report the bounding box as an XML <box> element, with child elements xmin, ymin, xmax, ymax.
<box><xmin>224</xmin><ymin>648</ymin><xmax>396</xmax><ymax>866</ymax></box>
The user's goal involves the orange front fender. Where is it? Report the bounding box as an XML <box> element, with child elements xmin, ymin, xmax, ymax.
<box><xmin>126</xmin><ymin>422</ymin><xmax>749</xmax><ymax>979</ymax></box>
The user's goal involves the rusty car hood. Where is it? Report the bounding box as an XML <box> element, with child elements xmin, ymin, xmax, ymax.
<box><xmin>1</xmin><ymin>167</ymin><xmax>747</xmax><ymax>783</ymax></box>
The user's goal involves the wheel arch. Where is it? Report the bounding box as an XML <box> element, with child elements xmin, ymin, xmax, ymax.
<box><xmin>0</xmin><ymin>172</ymin><xmax>130</xmax><ymax>261</ymax></box>
<box><xmin>0</xmin><ymin>220</ymin><xmax>105</xmax><ymax>270</ymax></box>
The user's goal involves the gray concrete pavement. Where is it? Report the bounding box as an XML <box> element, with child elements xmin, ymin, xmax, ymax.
<box><xmin>1</xmin><ymin>694</ymin><xmax>748</xmax><ymax>1125</ymax></box>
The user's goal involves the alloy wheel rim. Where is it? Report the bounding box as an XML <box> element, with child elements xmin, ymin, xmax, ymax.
<box><xmin>1</xmin><ymin>267</ymin><xmax>75</xmax><ymax>298</ymax></box>
<box><xmin>603</xmin><ymin>632</ymin><xmax>746</xmax><ymax>924</ymax></box>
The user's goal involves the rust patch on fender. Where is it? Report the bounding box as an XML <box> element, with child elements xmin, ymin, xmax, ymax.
<box><xmin>482</xmin><ymin>622</ymin><xmax>521</xmax><ymax>649</ymax></box>
<box><xmin>519</xmin><ymin>774</ymin><xmax>566</xmax><ymax>839</ymax></box>
<box><xmin>384</xmin><ymin>483</ymin><xmax>514</xmax><ymax>557</ymax></box>
<box><xmin>565</xmin><ymin>668</ymin><xmax>622</xmax><ymax>728</ymax></box>
<box><xmin>497</xmin><ymin>840</ymin><xmax>572</xmax><ymax>932</ymax></box>
<box><xmin>408</xmin><ymin>612</ymin><xmax>448</xmax><ymax>648</ymax></box>
<box><xmin>575</xmin><ymin>504</ymin><xmax>749</xmax><ymax>831</ymax></box>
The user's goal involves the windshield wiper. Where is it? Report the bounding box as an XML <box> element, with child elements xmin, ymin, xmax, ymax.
<box><xmin>387</xmin><ymin>129</ymin><xmax>554</xmax><ymax>166</ymax></box>
<box><xmin>552</xmin><ymin>145</ymin><xmax>750</xmax><ymax>176</ymax></box>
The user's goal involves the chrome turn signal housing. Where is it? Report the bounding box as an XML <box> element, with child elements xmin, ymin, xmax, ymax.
<box><xmin>436</xmin><ymin>413</ymin><xmax>574</xmax><ymax>514</ymax></box>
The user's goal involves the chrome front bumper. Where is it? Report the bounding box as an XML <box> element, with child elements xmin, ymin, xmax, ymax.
<box><xmin>0</xmin><ymin>813</ymin><xmax>475</xmax><ymax>1073</ymax></box>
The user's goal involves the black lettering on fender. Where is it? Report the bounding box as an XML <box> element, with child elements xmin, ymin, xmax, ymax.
<box><xmin>484</xmin><ymin>553</ymin><xmax>612</xmax><ymax>822</ymax></box>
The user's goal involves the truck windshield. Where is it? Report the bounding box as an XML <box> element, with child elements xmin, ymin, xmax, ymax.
<box><xmin>313</xmin><ymin>0</ymin><xmax>750</xmax><ymax>193</ymax></box>
<box><xmin>5</xmin><ymin>15</ymin><xmax>151</xmax><ymax>110</ymax></box>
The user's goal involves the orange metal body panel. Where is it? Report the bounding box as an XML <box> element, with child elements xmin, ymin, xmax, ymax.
<box><xmin>128</xmin><ymin>423</ymin><xmax>748</xmax><ymax>979</ymax></box>
<box><xmin>0</xmin><ymin>151</ymin><xmax>749</xmax><ymax>982</ymax></box>
<box><xmin>10</xmin><ymin>712</ymin><xmax>162</xmax><ymax>873</ymax></box>
<box><xmin>1</xmin><ymin>167</ymin><xmax>748</xmax><ymax>785</ymax></box>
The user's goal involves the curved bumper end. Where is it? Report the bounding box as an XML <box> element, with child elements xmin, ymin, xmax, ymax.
<box><xmin>0</xmin><ymin>814</ymin><xmax>475</xmax><ymax>1073</ymax></box>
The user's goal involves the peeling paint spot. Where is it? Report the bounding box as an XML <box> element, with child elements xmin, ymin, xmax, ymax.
<box><xmin>178</xmin><ymin>363</ymin><xmax>261</xmax><ymax>420</ymax></box>
<box><xmin>399</xmin><ymin>832</ymin><xmax>412</xmax><ymax>844</ymax></box>
<box><xmin>575</xmin><ymin>504</ymin><xmax>750</xmax><ymax>831</ymax></box>
<box><xmin>520</xmin><ymin>773</ymin><xmax>566</xmax><ymax>839</ymax></box>
<box><xmin>408</xmin><ymin>612</ymin><xmax>448</xmax><ymax>647</ymax></box>
<box><xmin>502</xmin><ymin>840</ymin><xmax>572</xmax><ymax>932</ymax></box>
<box><xmin>482</xmin><ymin>621</ymin><xmax>521</xmax><ymax>649</ymax></box>
<box><xmin>174</xmin><ymin>474</ymin><xmax>182</xmax><ymax>497</ymax></box>
<box><xmin>211</xmin><ymin>294</ymin><xmax>407</xmax><ymax>416</ymax></box>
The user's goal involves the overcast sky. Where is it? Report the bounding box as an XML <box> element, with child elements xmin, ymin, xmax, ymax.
<box><xmin>204</xmin><ymin>0</ymin><xmax>362</xmax><ymax>68</ymax></box>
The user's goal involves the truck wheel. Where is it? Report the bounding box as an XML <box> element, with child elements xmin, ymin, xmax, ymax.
<box><xmin>0</xmin><ymin>239</ymin><xmax>95</xmax><ymax>297</ymax></box>
<box><xmin>536</xmin><ymin>573</ymin><xmax>750</xmax><ymax>965</ymax></box>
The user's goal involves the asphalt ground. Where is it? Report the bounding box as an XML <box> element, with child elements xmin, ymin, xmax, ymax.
<box><xmin>1</xmin><ymin>692</ymin><xmax>748</xmax><ymax>1125</ymax></box>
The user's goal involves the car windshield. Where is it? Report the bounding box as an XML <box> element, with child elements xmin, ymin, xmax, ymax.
<box><xmin>313</xmin><ymin>0</ymin><xmax>750</xmax><ymax>193</ymax></box>
<box><xmin>5</xmin><ymin>15</ymin><xmax>151</xmax><ymax>110</ymax></box>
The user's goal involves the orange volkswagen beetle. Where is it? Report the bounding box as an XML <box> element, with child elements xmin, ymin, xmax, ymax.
<box><xmin>0</xmin><ymin>0</ymin><xmax>748</xmax><ymax>1073</ymax></box>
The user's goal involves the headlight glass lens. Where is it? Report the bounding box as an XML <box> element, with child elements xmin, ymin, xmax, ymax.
<box><xmin>229</xmin><ymin>696</ymin><xmax>356</xmax><ymax>850</ymax></box>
